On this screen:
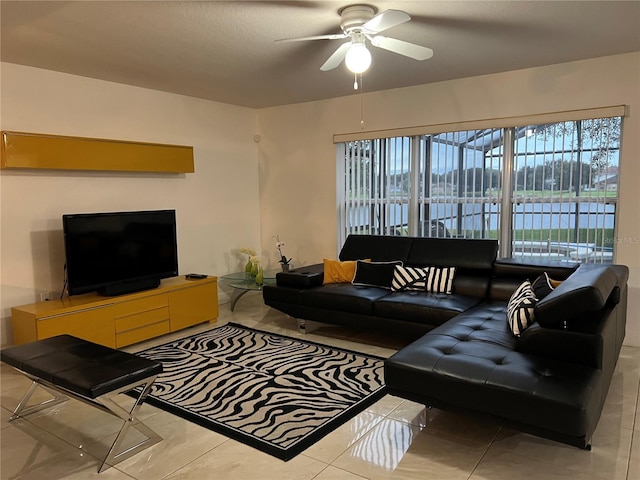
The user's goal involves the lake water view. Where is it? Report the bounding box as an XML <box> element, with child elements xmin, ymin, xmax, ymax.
<box><xmin>346</xmin><ymin>200</ymin><xmax>616</xmax><ymax>262</ymax></box>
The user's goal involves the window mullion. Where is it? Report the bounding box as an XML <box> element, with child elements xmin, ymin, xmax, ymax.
<box><xmin>501</xmin><ymin>128</ymin><xmax>515</xmax><ymax>258</ymax></box>
<box><xmin>408</xmin><ymin>137</ymin><xmax>420</xmax><ymax>236</ymax></box>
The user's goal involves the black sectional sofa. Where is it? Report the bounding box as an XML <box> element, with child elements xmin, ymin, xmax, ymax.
<box><xmin>263</xmin><ymin>234</ymin><xmax>628</xmax><ymax>450</ymax></box>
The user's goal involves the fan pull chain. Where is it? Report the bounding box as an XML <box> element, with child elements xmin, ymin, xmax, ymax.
<box><xmin>359</xmin><ymin>73</ymin><xmax>365</xmax><ymax>129</ymax></box>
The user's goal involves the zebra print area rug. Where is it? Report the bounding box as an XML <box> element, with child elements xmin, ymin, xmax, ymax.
<box><xmin>134</xmin><ymin>323</ymin><xmax>387</xmax><ymax>460</ymax></box>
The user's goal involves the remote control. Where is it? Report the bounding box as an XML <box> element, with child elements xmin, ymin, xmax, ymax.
<box><xmin>186</xmin><ymin>273</ymin><xmax>208</xmax><ymax>279</ymax></box>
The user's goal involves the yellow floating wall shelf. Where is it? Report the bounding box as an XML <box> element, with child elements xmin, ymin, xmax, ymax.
<box><xmin>0</xmin><ymin>131</ymin><xmax>194</xmax><ymax>173</ymax></box>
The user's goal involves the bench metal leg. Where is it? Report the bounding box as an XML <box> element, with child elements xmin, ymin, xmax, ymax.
<box><xmin>9</xmin><ymin>380</ymin><xmax>68</xmax><ymax>421</ymax></box>
<box><xmin>7</xmin><ymin>370</ymin><xmax>162</xmax><ymax>473</ymax></box>
<box><xmin>96</xmin><ymin>379</ymin><xmax>162</xmax><ymax>473</ymax></box>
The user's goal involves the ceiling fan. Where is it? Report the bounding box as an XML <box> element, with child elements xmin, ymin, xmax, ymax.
<box><xmin>276</xmin><ymin>4</ymin><xmax>433</xmax><ymax>74</ymax></box>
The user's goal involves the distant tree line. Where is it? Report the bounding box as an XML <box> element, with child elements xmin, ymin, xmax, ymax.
<box><xmin>345</xmin><ymin>121</ymin><xmax>620</xmax><ymax>196</ymax></box>
<box><xmin>347</xmin><ymin>161</ymin><xmax>596</xmax><ymax>196</ymax></box>
<box><xmin>433</xmin><ymin>160</ymin><xmax>593</xmax><ymax>194</ymax></box>
<box><xmin>513</xmin><ymin>159</ymin><xmax>592</xmax><ymax>192</ymax></box>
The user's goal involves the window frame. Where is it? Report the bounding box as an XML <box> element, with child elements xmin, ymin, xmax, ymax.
<box><xmin>336</xmin><ymin>107</ymin><xmax>624</xmax><ymax>263</ymax></box>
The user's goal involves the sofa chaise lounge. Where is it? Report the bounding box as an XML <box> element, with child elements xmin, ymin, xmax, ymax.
<box><xmin>262</xmin><ymin>234</ymin><xmax>628</xmax><ymax>450</ymax></box>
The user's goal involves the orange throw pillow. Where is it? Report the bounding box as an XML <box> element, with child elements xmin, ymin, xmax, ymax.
<box><xmin>323</xmin><ymin>259</ymin><xmax>358</xmax><ymax>284</ymax></box>
<box><xmin>549</xmin><ymin>278</ymin><xmax>564</xmax><ymax>288</ymax></box>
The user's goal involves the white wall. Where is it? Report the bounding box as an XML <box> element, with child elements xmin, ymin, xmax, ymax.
<box><xmin>0</xmin><ymin>63</ymin><xmax>261</xmax><ymax>346</ymax></box>
<box><xmin>257</xmin><ymin>53</ymin><xmax>640</xmax><ymax>347</ymax></box>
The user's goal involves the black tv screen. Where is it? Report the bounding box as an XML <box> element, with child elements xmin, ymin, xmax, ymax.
<box><xmin>62</xmin><ymin>210</ymin><xmax>178</xmax><ymax>296</ymax></box>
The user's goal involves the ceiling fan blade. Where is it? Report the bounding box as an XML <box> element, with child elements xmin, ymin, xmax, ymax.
<box><xmin>362</xmin><ymin>9</ymin><xmax>410</xmax><ymax>34</ymax></box>
<box><xmin>276</xmin><ymin>33</ymin><xmax>348</xmax><ymax>43</ymax></box>
<box><xmin>371</xmin><ymin>36</ymin><xmax>434</xmax><ymax>61</ymax></box>
<box><xmin>320</xmin><ymin>42</ymin><xmax>352</xmax><ymax>71</ymax></box>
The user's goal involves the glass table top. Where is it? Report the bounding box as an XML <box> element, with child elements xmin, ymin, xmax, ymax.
<box><xmin>221</xmin><ymin>269</ymin><xmax>281</xmax><ymax>310</ymax></box>
<box><xmin>221</xmin><ymin>269</ymin><xmax>279</xmax><ymax>291</ymax></box>
<box><xmin>221</xmin><ymin>270</ymin><xmax>279</xmax><ymax>281</ymax></box>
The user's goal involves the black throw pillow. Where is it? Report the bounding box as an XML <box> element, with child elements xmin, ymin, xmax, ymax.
<box><xmin>352</xmin><ymin>261</ymin><xmax>403</xmax><ymax>289</ymax></box>
<box><xmin>531</xmin><ymin>272</ymin><xmax>555</xmax><ymax>300</ymax></box>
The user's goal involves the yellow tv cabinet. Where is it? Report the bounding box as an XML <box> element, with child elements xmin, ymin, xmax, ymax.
<box><xmin>11</xmin><ymin>276</ymin><xmax>218</xmax><ymax>348</ymax></box>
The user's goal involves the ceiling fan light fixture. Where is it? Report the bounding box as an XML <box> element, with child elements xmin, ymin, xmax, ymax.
<box><xmin>277</xmin><ymin>6</ymin><xmax>432</xmax><ymax>77</ymax></box>
<box><xmin>345</xmin><ymin>42</ymin><xmax>371</xmax><ymax>73</ymax></box>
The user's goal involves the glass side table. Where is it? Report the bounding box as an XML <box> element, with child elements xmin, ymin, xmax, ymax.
<box><xmin>221</xmin><ymin>270</ymin><xmax>279</xmax><ymax>311</ymax></box>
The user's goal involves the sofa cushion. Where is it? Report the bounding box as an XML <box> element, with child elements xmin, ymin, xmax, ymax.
<box><xmin>404</xmin><ymin>238</ymin><xmax>497</xmax><ymax>299</ymax></box>
<box><xmin>385</xmin><ymin>303</ymin><xmax>603</xmax><ymax>439</ymax></box>
<box><xmin>339</xmin><ymin>234</ymin><xmax>413</xmax><ymax>263</ymax></box>
<box><xmin>406</xmin><ymin>237</ymin><xmax>498</xmax><ymax>270</ymax></box>
<box><xmin>507</xmin><ymin>280</ymin><xmax>537</xmax><ymax>337</ymax></box>
<box><xmin>262</xmin><ymin>284</ymin><xmax>304</xmax><ymax>305</ymax></box>
<box><xmin>385</xmin><ymin>337</ymin><xmax>602</xmax><ymax>439</ymax></box>
<box><xmin>374</xmin><ymin>292</ymin><xmax>481</xmax><ymax>327</ymax></box>
<box><xmin>352</xmin><ymin>261</ymin><xmax>402</xmax><ymax>289</ymax></box>
<box><xmin>302</xmin><ymin>283</ymin><xmax>390</xmax><ymax>315</ymax></box>
<box><xmin>436</xmin><ymin>302</ymin><xmax>518</xmax><ymax>349</ymax></box>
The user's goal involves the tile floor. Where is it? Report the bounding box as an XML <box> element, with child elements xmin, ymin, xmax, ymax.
<box><xmin>1</xmin><ymin>292</ymin><xmax>639</xmax><ymax>480</ymax></box>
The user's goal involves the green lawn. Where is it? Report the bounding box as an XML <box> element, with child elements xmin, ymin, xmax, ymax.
<box><xmin>351</xmin><ymin>227</ymin><xmax>613</xmax><ymax>248</ymax></box>
<box><xmin>479</xmin><ymin>189</ymin><xmax>617</xmax><ymax>198</ymax></box>
<box><xmin>471</xmin><ymin>228</ymin><xmax>613</xmax><ymax>247</ymax></box>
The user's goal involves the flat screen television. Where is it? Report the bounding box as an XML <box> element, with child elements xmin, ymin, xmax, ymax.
<box><xmin>62</xmin><ymin>209</ymin><xmax>179</xmax><ymax>296</ymax></box>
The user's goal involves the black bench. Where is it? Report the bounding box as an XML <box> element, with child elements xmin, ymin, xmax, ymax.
<box><xmin>1</xmin><ymin>335</ymin><xmax>163</xmax><ymax>473</ymax></box>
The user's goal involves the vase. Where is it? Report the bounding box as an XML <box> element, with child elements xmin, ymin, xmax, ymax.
<box><xmin>245</xmin><ymin>259</ymin><xmax>253</xmax><ymax>277</ymax></box>
<box><xmin>281</xmin><ymin>263</ymin><xmax>290</xmax><ymax>272</ymax></box>
<box><xmin>250</xmin><ymin>262</ymin><xmax>259</xmax><ymax>277</ymax></box>
<box><xmin>255</xmin><ymin>267</ymin><xmax>264</xmax><ymax>286</ymax></box>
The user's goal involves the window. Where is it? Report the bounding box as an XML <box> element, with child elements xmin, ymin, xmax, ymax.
<box><xmin>337</xmin><ymin>113</ymin><xmax>622</xmax><ymax>263</ymax></box>
<box><xmin>338</xmin><ymin>137</ymin><xmax>412</xmax><ymax>237</ymax></box>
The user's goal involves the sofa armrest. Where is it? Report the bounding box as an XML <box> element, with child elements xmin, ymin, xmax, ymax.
<box><xmin>521</xmin><ymin>264</ymin><xmax>628</xmax><ymax>372</ymax></box>
<box><xmin>276</xmin><ymin>263</ymin><xmax>324</xmax><ymax>288</ymax></box>
<box><xmin>534</xmin><ymin>264</ymin><xmax>618</xmax><ymax>330</ymax></box>
<box><xmin>516</xmin><ymin>324</ymin><xmax>603</xmax><ymax>369</ymax></box>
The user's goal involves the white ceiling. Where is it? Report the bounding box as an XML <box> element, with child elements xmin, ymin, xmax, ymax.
<box><xmin>1</xmin><ymin>1</ymin><xmax>639</xmax><ymax>109</ymax></box>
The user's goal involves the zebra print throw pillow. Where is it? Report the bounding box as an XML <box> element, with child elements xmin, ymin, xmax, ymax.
<box><xmin>391</xmin><ymin>266</ymin><xmax>430</xmax><ymax>291</ymax></box>
<box><xmin>507</xmin><ymin>280</ymin><xmax>538</xmax><ymax>337</ymax></box>
<box><xmin>425</xmin><ymin>266</ymin><xmax>456</xmax><ymax>294</ymax></box>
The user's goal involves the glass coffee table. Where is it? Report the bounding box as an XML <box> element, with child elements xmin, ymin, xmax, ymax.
<box><xmin>221</xmin><ymin>270</ymin><xmax>278</xmax><ymax>311</ymax></box>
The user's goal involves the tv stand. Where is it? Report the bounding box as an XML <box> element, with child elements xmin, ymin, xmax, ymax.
<box><xmin>10</xmin><ymin>276</ymin><xmax>218</xmax><ymax>348</ymax></box>
<box><xmin>100</xmin><ymin>278</ymin><xmax>161</xmax><ymax>296</ymax></box>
